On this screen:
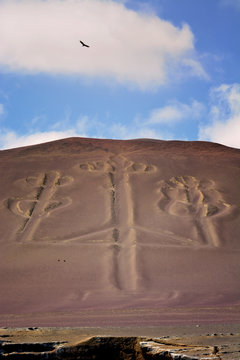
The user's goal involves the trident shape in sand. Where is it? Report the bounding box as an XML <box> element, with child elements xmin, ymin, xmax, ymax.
<box><xmin>7</xmin><ymin>157</ymin><xmax>155</xmax><ymax>291</ymax></box>
<box><xmin>157</xmin><ymin>176</ymin><xmax>233</xmax><ymax>247</ymax></box>
<box><xmin>75</xmin><ymin>155</ymin><xmax>157</xmax><ymax>291</ymax></box>
<box><xmin>7</xmin><ymin>171</ymin><xmax>72</xmax><ymax>243</ymax></box>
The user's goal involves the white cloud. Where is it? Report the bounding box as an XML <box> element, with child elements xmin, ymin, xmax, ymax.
<box><xmin>0</xmin><ymin>129</ymin><xmax>86</xmax><ymax>149</ymax></box>
<box><xmin>109</xmin><ymin>122</ymin><xmax>172</xmax><ymax>140</ymax></box>
<box><xmin>181</xmin><ymin>58</ymin><xmax>209</xmax><ymax>80</ymax></box>
<box><xmin>0</xmin><ymin>125</ymin><xmax>160</xmax><ymax>149</ymax></box>
<box><xmin>76</xmin><ymin>115</ymin><xmax>91</xmax><ymax>133</ymax></box>
<box><xmin>0</xmin><ymin>0</ymin><xmax>206</xmax><ymax>89</ymax></box>
<box><xmin>147</xmin><ymin>100</ymin><xmax>205</xmax><ymax>125</ymax></box>
<box><xmin>0</xmin><ymin>112</ymin><xmax>175</xmax><ymax>149</ymax></box>
<box><xmin>0</xmin><ymin>96</ymin><xmax>206</xmax><ymax>149</ymax></box>
<box><xmin>199</xmin><ymin>83</ymin><xmax>240</xmax><ymax>148</ymax></box>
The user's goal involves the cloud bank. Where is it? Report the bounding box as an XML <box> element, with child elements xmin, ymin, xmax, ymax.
<box><xmin>0</xmin><ymin>129</ymin><xmax>85</xmax><ymax>150</ymax></box>
<box><xmin>0</xmin><ymin>112</ymin><xmax>171</xmax><ymax>149</ymax></box>
<box><xmin>0</xmin><ymin>0</ymin><xmax>206</xmax><ymax>89</ymax></box>
<box><xmin>1</xmin><ymin>84</ymin><xmax>240</xmax><ymax>150</ymax></box>
<box><xmin>199</xmin><ymin>83</ymin><xmax>240</xmax><ymax>149</ymax></box>
<box><xmin>147</xmin><ymin>100</ymin><xmax>204</xmax><ymax>125</ymax></box>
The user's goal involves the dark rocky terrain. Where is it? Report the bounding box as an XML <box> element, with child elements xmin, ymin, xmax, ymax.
<box><xmin>1</xmin><ymin>326</ymin><xmax>240</xmax><ymax>359</ymax></box>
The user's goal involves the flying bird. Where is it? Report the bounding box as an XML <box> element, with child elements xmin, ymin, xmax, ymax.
<box><xmin>79</xmin><ymin>40</ymin><xmax>90</xmax><ymax>48</ymax></box>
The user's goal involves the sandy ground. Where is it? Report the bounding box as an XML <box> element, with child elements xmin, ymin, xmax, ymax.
<box><xmin>0</xmin><ymin>137</ymin><xmax>239</xmax><ymax>327</ymax></box>
<box><xmin>1</xmin><ymin>324</ymin><xmax>240</xmax><ymax>342</ymax></box>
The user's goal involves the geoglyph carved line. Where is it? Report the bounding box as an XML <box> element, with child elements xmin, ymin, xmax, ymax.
<box><xmin>77</xmin><ymin>157</ymin><xmax>157</xmax><ymax>290</ymax></box>
<box><xmin>157</xmin><ymin>175</ymin><xmax>233</xmax><ymax>247</ymax></box>
<box><xmin>79</xmin><ymin>161</ymin><xmax>115</xmax><ymax>172</ymax></box>
<box><xmin>6</xmin><ymin>198</ymin><xmax>36</xmax><ymax>219</ymax></box>
<box><xmin>77</xmin><ymin>156</ymin><xmax>140</xmax><ymax>290</ymax></box>
<box><xmin>108</xmin><ymin>171</ymin><xmax>117</xmax><ymax>225</ymax></box>
<box><xmin>127</xmin><ymin>162</ymin><xmax>157</xmax><ymax>173</ymax></box>
<box><xmin>18</xmin><ymin>171</ymin><xmax>61</xmax><ymax>242</ymax></box>
<box><xmin>6</xmin><ymin>171</ymin><xmax>73</xmax><ymax>243</ymax></box>
<box><xmin>50</xmin><ymin>227</ymin><xmax>115</xmax><ymax>244</ymax></box>
<box><xmin>113</xmin><ymin>156</ymin><xmax>137</xmax><ymax>291</ymax></box>
<box><xmin>133</xmin><ymin>225</ymin><xmax>194</xmax><ymax>247</ymax></box>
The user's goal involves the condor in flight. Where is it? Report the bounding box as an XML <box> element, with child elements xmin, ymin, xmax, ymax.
<box><xmin>79</xmin><ymin>40</ymin><xmax>90</xmax><ymax>48</ymax></box>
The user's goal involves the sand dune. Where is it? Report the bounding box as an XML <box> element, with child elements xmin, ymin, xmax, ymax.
<box><xmin>0</xmin><ymin>137</ymin><xmax>239</xmax><ymax>327</ymax></box>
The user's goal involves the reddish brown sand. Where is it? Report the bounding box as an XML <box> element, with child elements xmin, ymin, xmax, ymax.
<box><xmin>0</xmin><ymin>137</ymin><xmax>239</xmax><ymax>327</ymax></box>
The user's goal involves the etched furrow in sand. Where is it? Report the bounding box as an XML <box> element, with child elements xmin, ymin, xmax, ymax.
<box><xmin>17</xmin><ymin>171</ymin><xmax>60</xmax><ymax>243</ymax></box>
<box><xmin>158</xmin><ymin>176</ymin><xmax>235</xmax><ymax>247</ymax></box>
<box><xmin>110</xmin><ymin>156</ymin><xmax>137</xmax><ymax>292</ymax></box>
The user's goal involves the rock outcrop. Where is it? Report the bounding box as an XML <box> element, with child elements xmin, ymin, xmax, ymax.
<box><xmin>1</xmin><ymin>335</ymin><xmax>239</xmax><ymax>359</ymax></box>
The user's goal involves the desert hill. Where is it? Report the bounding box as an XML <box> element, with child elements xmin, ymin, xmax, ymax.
<box><xmin>0</xmin><ymin>137</ymin><xmax>239</xmax><ymax>327</ymax></box>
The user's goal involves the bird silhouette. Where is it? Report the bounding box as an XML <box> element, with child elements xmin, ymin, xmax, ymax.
<box><xmin>79</xmin><ymin>40</ymin><xmax>90</xmax><ymax>48</ymax></box>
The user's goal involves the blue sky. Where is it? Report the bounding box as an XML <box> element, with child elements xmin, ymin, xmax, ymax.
<box><xmin>0</xmin><ymin>0</ymin><xmax>239</xmax><ymax>149</ymax></box>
